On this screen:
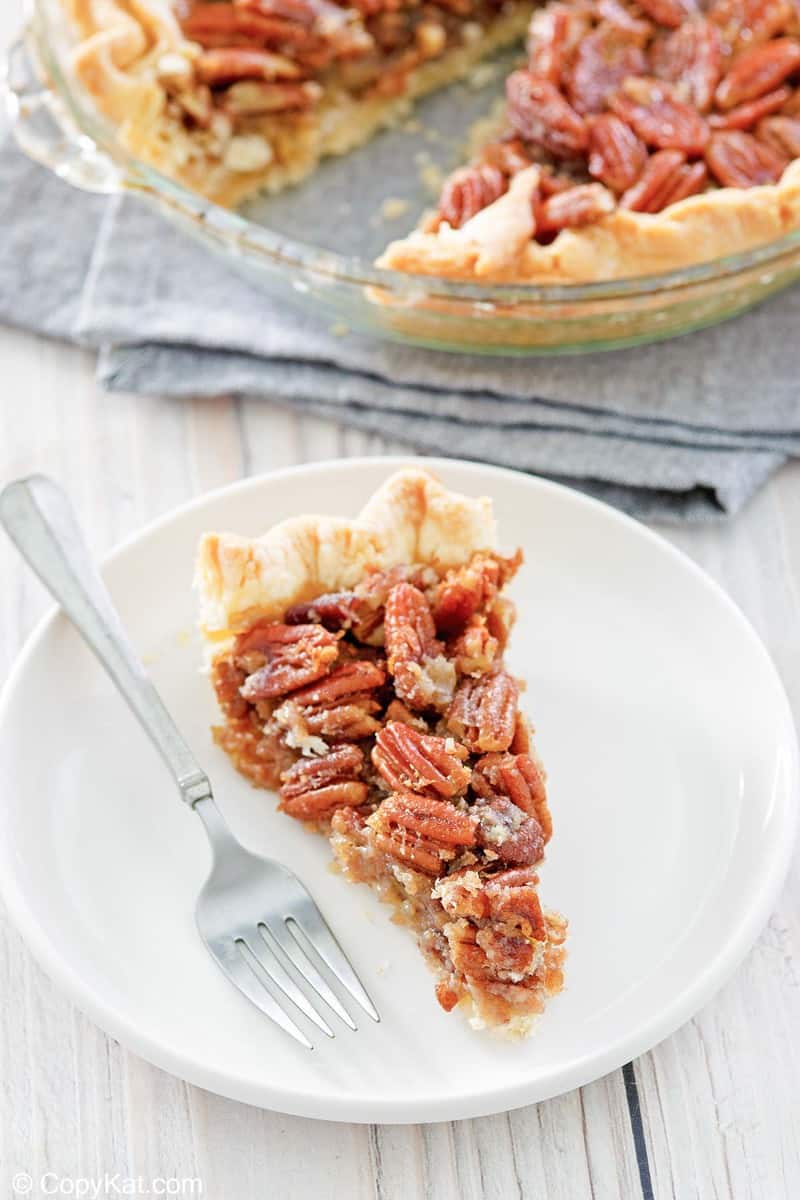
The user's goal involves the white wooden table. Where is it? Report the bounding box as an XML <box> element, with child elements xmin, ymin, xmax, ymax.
<box><xmin>2</xmin><ymin>9</ymin><xmax>799</xmax><ymax>1198</ymax></box>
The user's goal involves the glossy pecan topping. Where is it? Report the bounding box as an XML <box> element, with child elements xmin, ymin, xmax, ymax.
<box><xmin>757</xmin><ymin>113</ymin><xmax>800</xmax><ymax>155</ymax></box>
<box><xmin>507</xmin><ymin>70</ymin><xmax>590</xmax><ymax>156</ymax></box>
<box><xmin>285</xmin><ymin>590</ymin><xmax>369</xmax><ymax>632</ymax></box>
<box><xmin>567</xmin><ymin>25</ymin><xmax>649</xmax><ymax>115</ymax></box>
<box><xmin>274</xmin><ymin>659</ymin><xmax>386</xmax><ymax>741</ymax></box>
<box><xmin>535</xmin><ymin>181</ymin><xmax>616</xmax><ymax>233</ymax></box>
<box><xmin>446</xmin><ymin>618</ymin><xmax>500</xmax><ymax>678</ymax></box>
<box><xmin>442</xmin><ymin>909</ymin><xmax>545</xmax><ymax>982</ymax></box>
<box><xmin>620</xmin><ymin>148</ymin><xmax>707</xmax><ymax>209</ymax></box>
<box><xmin>706</xmin><ymin>128</ymin><xmax>788</xmax><ymax>182</ymax></box>
<box><xmin>445</xmin><ymin>671</ymin><xmax>519</xmax><ymax>753</ymax></box>
<box><xmin>709</xmin><ymin>85</ymin><xmax>791</xmax><ymax>129</ymax></box>
<box><xmin>435</xmin><ymin>865</ymin><xmax>547</xmax><ymax>934</ymax></box>
<box><xmin>436</xmin><ymin>165</ymin><xmax>508</xmax><ymax>229</ymax></box>
<box><xmin>279</xmin><ymin>744</ymin><xmax>368</xmax><ymax>819</ymax></box>
<box><xmin>237</xmin><ymin>622</ymin><xmax>339</xmax><ymax>699</ymax></box>
<box><xmin>368</xmin><ymin>791</ymin><xmax>477</xmax><ymax>875</ymax></box>
<box><xmin>472</xmin><ymin>752</ymin><xmax>552</xmax><ymax>842</ymax></box>
<box><xmin>609</xmin><ymin>77</ymin><xmax>710</xmax><ymax>153</ymax></box>
<box><xmin>474</xmin><ymin>797</ymin><xmax>545</xmax><ymax>866</ymax></box>
<box><xmin>651</xmin><ymin>19</ymin><xmax>723</xmax><ymax>111</ymax></box>
<box><xmin>384</xmin><ymin>583</ymin><xmax>456</xmax><ymax>711</ymax></box>
<box><xmin>431</xmin><ymin>0</ymin><xmax>800</xmax><ymax>242</ymax></box>
<box><xmin>372</xmin><ymin>722</ymin><xmax>471</xmax><ymax>798</ymax></box>
<box><xmin>588</xmin><ymin>112</ymin><xmax>649</xmax><ymax>191</ymax></box>
<box><xmin>430</xmin><ymin>551</ymin><xmax>522</xmax><ymax>638</ymax></box>
<box><xmin>714</xmin><ymin>37</ymin><xmax>800</xmax><ymax>109</ymax></box>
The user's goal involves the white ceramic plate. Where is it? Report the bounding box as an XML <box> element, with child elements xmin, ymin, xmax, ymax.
<box><xmin>0</xmin><ymin>458</ymin><xmax>797</xmax><ymax>1123</ymax></box>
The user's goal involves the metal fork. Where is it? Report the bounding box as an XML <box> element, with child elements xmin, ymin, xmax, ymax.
<box><xmin>0</xmin><ymin>475</ymin><xmax>379</xmax><ymax>1048</ymax></box>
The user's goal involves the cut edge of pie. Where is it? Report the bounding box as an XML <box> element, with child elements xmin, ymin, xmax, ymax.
<box><xmin>195</xmin><ymin>467</ymin><xmax>568</xmax><ymax>1036</ymax></box>
<box><xmin>62</xmin><ymin>0</ymin><xmax>534</xmax><ymax>208</ymax></box>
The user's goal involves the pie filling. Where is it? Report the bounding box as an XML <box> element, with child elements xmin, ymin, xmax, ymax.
<box><xmin>414</xmin><ymin>0</ymin><xmax>800</xmax><ymax>243</ymax></box>
<box><xmin>104</xmin><ymin>0</ymin><xmax>534</xmax><ymax>200</ymax></box>
<box><xmin>209</xmin><ymin>549</ymin><xmax>566</xmax><ymax>1033</ymax></box>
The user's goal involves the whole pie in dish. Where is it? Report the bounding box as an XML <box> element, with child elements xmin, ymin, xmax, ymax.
<box><xmin>64</xmin><ymin>0</ymin><xmax>800</xmax><ymax>279</ymax></box>
<box><xmin>195</xmin><ymin>468</ymin><xmax>566</xmax><ymax>1034</ymax></box>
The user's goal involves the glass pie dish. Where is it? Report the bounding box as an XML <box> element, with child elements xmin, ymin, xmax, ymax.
<box><xmin>6</xmin><ymin>0</ymin><xmax>800</xmax><ymax>354</ymax></box>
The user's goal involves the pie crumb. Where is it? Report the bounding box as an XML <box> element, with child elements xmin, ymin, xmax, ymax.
<box><xmin>381</xmin><ymin>197</ymin><xmax>410</xmax><ymax>220</ymax></box>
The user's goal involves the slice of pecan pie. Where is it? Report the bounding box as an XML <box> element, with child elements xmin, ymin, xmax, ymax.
<box><xmin>196</xmin><ymin>468</ymin><xmax>566</xmax><ymax>1034</ymax></box>
<box><xmin>379</xmin><ymin>0</ymin><xmax>800</xmax><ymax>279</ymax></box>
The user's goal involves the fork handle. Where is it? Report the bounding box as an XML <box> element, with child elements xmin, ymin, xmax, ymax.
<box><xmin>0</xmin><ymin>476</ymin><xmax>212</xmax><ymax>806</ymax></box>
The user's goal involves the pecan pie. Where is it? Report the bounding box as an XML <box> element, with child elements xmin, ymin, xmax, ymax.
<box><xmin>66</xmin><ymin>0</ymin><xmax>800</xmax><ymax>280</ymax></box>
<box><xmin>196</xmin><ymin>468</ymin><xmax>567</xmax><ymax>1034</ymax></box>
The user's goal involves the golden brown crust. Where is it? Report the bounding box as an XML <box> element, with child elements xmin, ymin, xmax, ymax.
<box><xmin>195</xmin><ymin>468</ymin><xmax>497</xmax><ymax>639</ymax></box>
<box><xmin>378</xmin><ymin>158</ymin><xmax>800</xmax><ymax>283</ymax></box>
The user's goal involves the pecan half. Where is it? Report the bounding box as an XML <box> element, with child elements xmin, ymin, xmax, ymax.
<box><xmin>196</xmin><ymin>47</ymin><xmax>303</xmax><ymax>85</ymax></box>
<box><xmin>222</xmin><ymin>78</ymin><xmax>322</xmax><ymax>113</ymax></box>
<box><xmin>438</xmin><ymin>873</ymin><xmax>551</xmax><ymax>984</ymax></box>
<box><xmin>368</xmin><ymin>791</ymin><xmax>477</xmax><ymax>875</ymax></box>
<box><xmin>447</xmin><ymin>618</ymin><xmax>500</xmax><ymax>678</ymax></box>
<box><xmin>372</xmin><ymin>722</ymin><xmax>471</xmax><ymax>798</ymax></box>
<box><xmin>610</xmin><ymin>77</ymin><xmax>710</xmax><ymax>154</ymax></box>
<box><xmin>588</xmin><ymin>113</ymin><xmax>649</xmax><ymax>193</ymax></box>
<box><xmin>472</xmin><ymin>752</ymin><xmax>552</xmax><ymax>842</ymax></box>
<box><xmin>635</xmin><ymin>0</ymin><xmax>695</xmax><ymax>28</ymax></box>
<box><xmin>279</xmin><ymin>744</ymin><xmax>367</xmax><ymax>819</ymax></box>
<box><xmin>445</xmin><ymin>671</ymin><xmax>519</xmax><ymax>753</ymax></box>
<box><xmin>527</xmin><ymin>3</ymin><xmax>574</xmax><ymax>86</ymax></box>
<box><xmin>535</xmin><ymin>182</ymin><xmax>616</xmax><ymax>234</ymax></box>
<box><xmin>437</xmin><ymin>164</ymin><xmax>508</xmax><ymax>229</ymax></box>
<box><xmin>709</xmin><ymin>85</ymin><xmax>791</xmax><ymax>129</ymax></box>
<box><xmin>474</xmin><ymin>798</ymin><xmax>545</xmax><ymax>866</ymax></box>
<box><xmin>650</xmin><ymin>19</ymin><xmax>723</xmax><ymax>112</ymax></box>
<box><xmin>715</xmin><ymin>37</ymin><xmax>800</xmax><ymax>110</ymax></box>
<box><xmin>757</xmin><ymin>114</ymin><xmax>800</xmax><ymax>156</ymax></box>
<box><xmin>435</xmin><ymin>865</ymin><xmax>546</xmax><ymax>934</ymax></box>
<box><xmin>182</xmin><ymin>3</ymin><xmax>316</xmax><ymax>48</ymax></box>
<box><xmin>275</xmin><ymin>659</ymin><xmax>386</xmax><ymax>742</ymax></box>
<box><xmin>430</xmin><ymin>551</ymin><xmax>522</xmax><ymax>639</ymax></box>
<box><xmin>384</xmin><ymin>583</ymin><xmax>456</xmax><ymax>711</ymax></box>
<box><xmin>237</xmin><ymin>623</ymin><xmax>339</xmax><ymax>700</ymax></box>
<box><xmin>620</xmin><ymin>149</ymin><xmax>708</xmax><ymax>211</ymax></box>
<box><xmin>708</xmin><ymin>0</ymin><xmax>794</xmax><ymax>50</ymax></box>
<box><xmin>567</xmin><ymin>26</ymin><xmax>649</xmax><ymax>114</ymax></box>
<box><xmin>285</xmin><ymin>590</ymin><xmax>368</xmax><ymax>631</ymax></box>
<box><xmin>507</xmin><ymin>70</ymin><xmax>589</xmax><ymax>156</ymax></box>
<box><xmin>705</xmin><ymin>128</ymin><xmax>788</xmax><ymax>183</ymax></box>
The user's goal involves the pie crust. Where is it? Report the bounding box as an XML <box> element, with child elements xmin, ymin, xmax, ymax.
<box><xmin>196</xmin><ymin>467</ymin><xmax>496</xmax><ymax>639</ymax></box>
<box><xmin>196</xmin><ymin>468</ymin><xmax>567</xmax><ymax>1034</ymax></box>
<box><xmin>378</xmin><ymin>158</ymin><xmax>800</xmax><ymax>282</ymax></box>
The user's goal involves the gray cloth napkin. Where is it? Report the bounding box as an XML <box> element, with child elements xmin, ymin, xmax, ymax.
<box><xmin>1</xmin><ymin>135</ymin><xmax>796</xmax><ymax>522</ymax></box>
